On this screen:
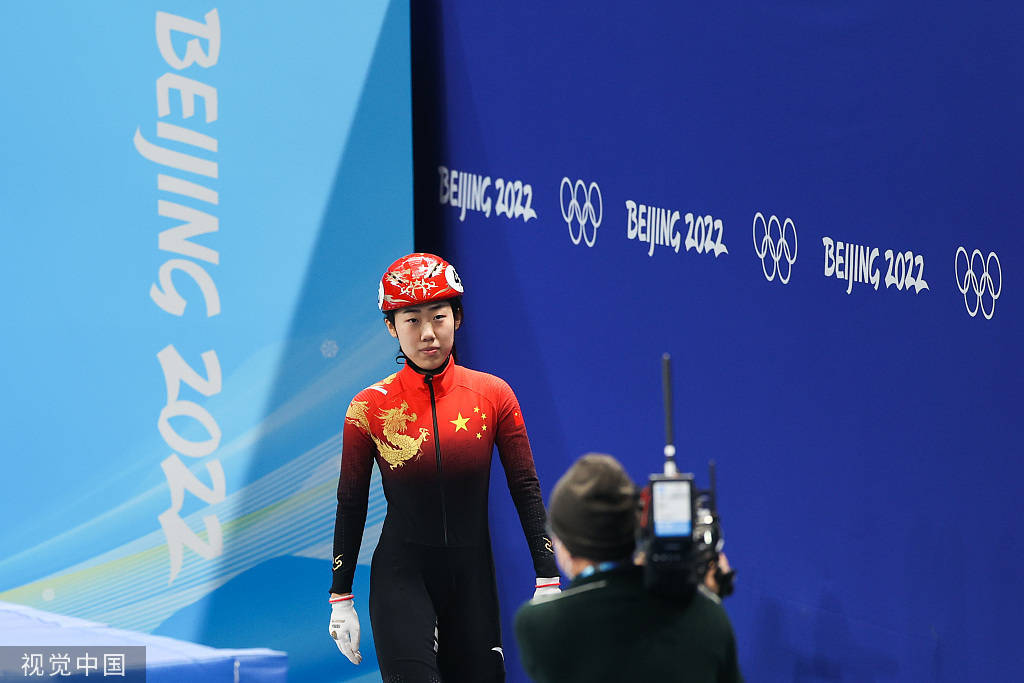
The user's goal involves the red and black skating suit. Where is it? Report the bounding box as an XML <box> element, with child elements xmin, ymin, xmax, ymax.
<box><xmin>331</xmin><ymin>357</ymin><xmax>557</xmax><ymax>682</ymax></box>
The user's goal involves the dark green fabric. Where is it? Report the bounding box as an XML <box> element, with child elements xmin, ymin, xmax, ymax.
<box><xmin>514</xmin><ymin>565</ymin><xmax>743</xmax><ymax>683</ymax></box>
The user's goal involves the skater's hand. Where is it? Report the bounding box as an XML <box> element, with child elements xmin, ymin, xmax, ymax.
<box><xmin>532</xmin><ymin>577</ymin><xmax>561</xmax><ymax>600</ymax></box>
<box><xmin>329</xmin><ymin>594</ymin><xmax>362</xmax><ymax>665</ymax></box>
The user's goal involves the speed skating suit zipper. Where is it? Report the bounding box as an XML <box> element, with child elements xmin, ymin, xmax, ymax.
<box><xmin>425</xmin><ymin>374</ymin><xmax>449</xmax><ymax>545</ymax></box>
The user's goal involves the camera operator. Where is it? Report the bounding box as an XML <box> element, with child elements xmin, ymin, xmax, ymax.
<box><xmin>514</xmin><ymin>453</ymin><xmax>742</xmax><ymax>683</ymax></box>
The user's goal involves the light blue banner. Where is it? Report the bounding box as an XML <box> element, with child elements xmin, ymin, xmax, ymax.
<box><xmin>0</xmin><ymin>2</ymin><xmax>411</xmax><ymax>680</ymax></box>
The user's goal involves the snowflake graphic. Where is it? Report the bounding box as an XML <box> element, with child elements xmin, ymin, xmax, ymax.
<box><xmin>321</xmin><ymin>339</ymin><xmax>339</xmax><ymax>358</ymax></box>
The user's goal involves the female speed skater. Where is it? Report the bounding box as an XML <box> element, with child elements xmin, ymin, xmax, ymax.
<box><xmin>328</xmin><ymin>253</ymin><xmax>560</xmax><ymax>682</ymax></box>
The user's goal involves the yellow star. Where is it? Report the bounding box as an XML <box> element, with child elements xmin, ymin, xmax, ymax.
<box><xmin>473</xmin><ymin>406</ymin><xmax>480</xmax><ymax>413</ymax></box>
<box><xmin>481</xmin><ymin>413</ymin><xmax>488</xmax><ymax>420</ymax></box>
<box><xmin>482</xmin><ymin>424</ymin><xmax>488</xmax><ymax>431</ymax></box>
<box><xmin>475</xmin><ymin>432</ymin><xmax>482</xmax><ymax>439</ymax></box>
<box><xmin>450</xmin><ymin>412</ymin><xmax>470</xmax><ymax>432</ymax></box>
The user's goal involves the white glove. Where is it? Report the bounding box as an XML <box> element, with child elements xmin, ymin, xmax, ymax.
<box><xmin>329</xmin><ymin>596</ymin><xmax>362</xmax><ymax>665</ymax></box>
<box><xmin>533</xmin><ymin>577</ymin><xmax>561</xmax><ymax>600</ymax></box>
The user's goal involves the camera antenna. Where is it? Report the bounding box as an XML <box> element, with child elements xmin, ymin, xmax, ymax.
<box><xmin>708</xmin><ymin>459</ymin><xmax>717</xmax><ymax>509</ymax></box>
<box><xmin>661</xmin><ymin>353</ymin><xmax>678</xmax><ymax>475</ymax></box>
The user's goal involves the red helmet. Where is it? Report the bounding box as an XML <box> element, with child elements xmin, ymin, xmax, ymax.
<box><xmin>378</xmin><ymin>253</ymin><xmax>464</xmax><ymax>312</ymax></box>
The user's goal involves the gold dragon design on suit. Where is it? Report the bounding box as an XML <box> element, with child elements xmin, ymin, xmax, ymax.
<box><xmin>346</xmin><ymin>399</ymin><xmax>430</xmax><ymax>469</ymax></box>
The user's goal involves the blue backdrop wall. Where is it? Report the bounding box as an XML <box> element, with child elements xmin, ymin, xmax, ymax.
<box><xmin>0</xmin><ymin>2</ymin><xmax>411</xmax><ymax>681</ymax></box>
<box><xmin>411</xmin><ymin>2</ymin><xmax>1022</xmax><ymax>681</ymax></box>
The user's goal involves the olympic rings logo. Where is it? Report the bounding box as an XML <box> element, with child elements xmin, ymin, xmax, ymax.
<box><xmin>559</xmin><ymin>178</ymin><xmax>602</xmax><ymax>247</ymax></box>
<box><xmin>752</xmin><ymin>212</ymin><xmax>798</xmax><ymax>284</ymax></box>
<box><xmin>955</xmin><ymin>247</ymin><xmax>1001</xmax><ymax>319</ymax></box>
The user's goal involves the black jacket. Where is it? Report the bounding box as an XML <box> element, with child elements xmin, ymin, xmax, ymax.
<box><xmin>515</xmin><ymin>565</ymin><xmax>743</xmax><ymax>683</ymax></box>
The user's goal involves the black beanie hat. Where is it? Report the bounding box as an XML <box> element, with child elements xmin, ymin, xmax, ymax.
<box><xmin>548</xmin><ymin>453</ymin><xmax>638</xmax><ymax>561</ymax></box>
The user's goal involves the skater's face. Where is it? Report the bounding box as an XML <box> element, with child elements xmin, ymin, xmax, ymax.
<box><xmin>386</xmin><ymin>300</ymin><xmax>461</xmax><ymax>370</ymax></box>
